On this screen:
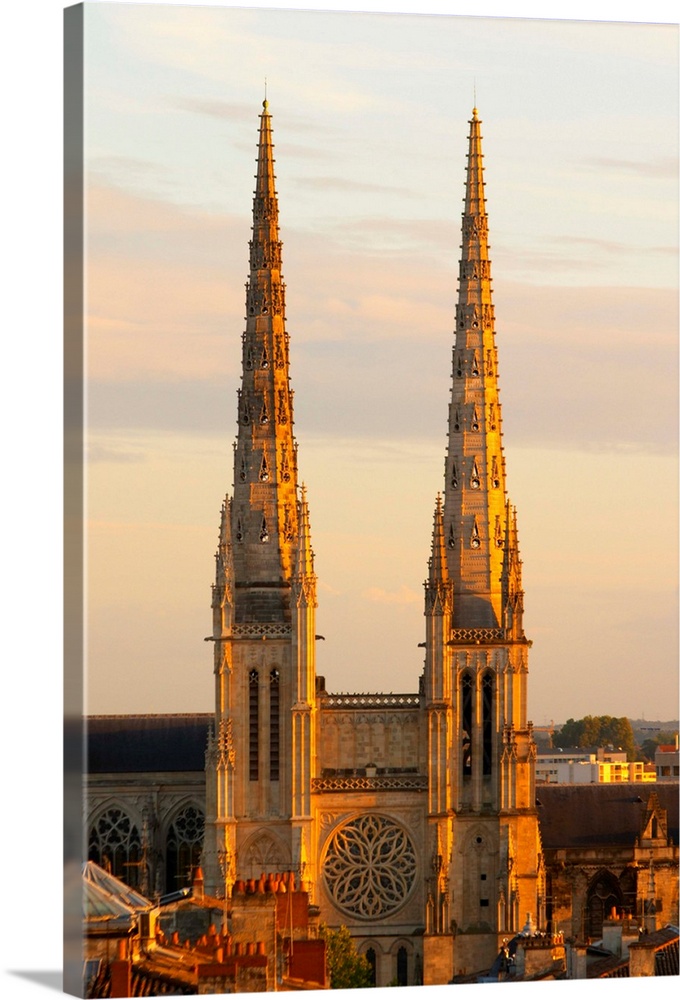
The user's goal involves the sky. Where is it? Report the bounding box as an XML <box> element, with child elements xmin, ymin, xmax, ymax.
<box><xmin>76</xmin><ymin>1</ymin><xmax>679</xmax><ymax>723</ymax></box>
<box><xmin>2</xmin><ymin>2</ymin><xmax>678</xmax><ymax>997</ymax></box>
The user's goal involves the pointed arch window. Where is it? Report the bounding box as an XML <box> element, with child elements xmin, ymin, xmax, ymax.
<box><xmin>456</xmin><ymin>354</ymin><xmax>464</xmax><ymax>377</ymax></box>
<box><xmin>241</xmin><ymin>399</ymin><xmax>251</xmax><ymax>425</ymax></box>
<box><xmin>482</xmin><ymin>672</ymin><xmax>494</xmax><ymax>776</ymax></box>
<box><xmin>236</xmin><ymin>517</ymin><xmax>244</xmax><ymax>542</ymax></box>
<box><xmin>471</xmin><ymin>352</ymin><xmax>480</xmax><ymax>377</ymax></box>
<box><xmin>249</xmin><ymin>670</ymin><xmax>259</xmax><ymax>781</ymax></box>
<box><xmin>471</xmin><ymin>519</ymin><xmax>481</xmax><ymax>548</ymax></box>
<box><xmin>489</xmin><ymin>403</ymin><xmax>496</xmax><ymax>430</ymax></box>
<box><xmin>261</xmin><ymin>343</ymin><xmax>270</xmax><ymax>366</ymax></box>
<box><xmin>453</xmin><ymin>408</ymin><xmax>461</xmax><ymax>432</ymax></box>
<box><xmin>260</xmin><ymin>397</ymin><xmax>269</xmax><ymax>424</ymax></box>
<box><xmin>259</xmin><ymin>454</ymin><xmax>270</xmax><ymax>482</ymax></box>
<box><xmin>471</xmin><ymin>408</ymin><xmax>480</xmax><ymax>432</ymax></box>
<box><xmin>259</xmin><ymin>516</ymin><xmax>269</xmax><ymax>543</ymax></box>
<box><xmin>448</xmin><ymin>523</ymin><xmax>456</xmax><ymax>549</ymax></box>
<box><xmin>239</xmin><ymin>455</ymin><xmax>248</xmax><ymax>482</ymax></box>
<box><xmin>270</xmin><ymin>668</ymin><xmax>280</xmax><ymax>782</ymax></box>
<box><xmin>88</xmin><ymin>808</ymin><xmax>142</xmax><ymax>888</ymax></box>
<box><xmin>586</xmin><ymin>872</ymin><xmax>623</xmax><ymax>940</ymax></box>
<box><xmin>165</xmin><ymin>805</ymin><xmax>205</xmax><ymax>894</ymax></box>
<box><xmin>470</xmin><ymin>460</ymin><xmax>481</xmax><ymax>490</ymax></box>
<box><xmin>462</xmin><ymin>674</ymin><xmax>473</xmax><ymax>777</ymax></box>
<box><xmin>495</xmin><ymin>515</ymin><xmax>503</xmax><ymax>549</ymax></box>
<box><xmin>451</xmin><ymin>463</ymin><xmax>459</xmax><ymax>489</ymax></box>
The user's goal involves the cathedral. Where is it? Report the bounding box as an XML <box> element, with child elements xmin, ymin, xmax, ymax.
<box><xmin>85</xmin><ymin>101</ymin><xmax>677</xmax><ymax>987</ymax></box>
<box><xmin>198</xmin><ymin>99</ymin><xmax>543</xmax><ymax>984</ymax></box>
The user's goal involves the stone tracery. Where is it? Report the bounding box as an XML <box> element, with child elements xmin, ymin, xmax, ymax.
<box><xmin>322</xmin><ymin>814</ymin><xmax>417</xmax><ymax>919</ymax></box>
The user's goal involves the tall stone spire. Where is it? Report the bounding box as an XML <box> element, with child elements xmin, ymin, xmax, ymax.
<box><xmin>443</xmin><ymin>106</ymin><xmax>513</xmax><ymax>630</ymax></box>
<box><xmin>231</xmin><ymin>98</ymin><xmax>299</xmax><ymax>622</ymax></box>
<box><xmin>421</xmin><ymin>112</ymin><xmax>539</xmax><ymax>979</ymax></box>
<box><xmin>205</xmin><ymin>101</ymin><xmax>318</xmax><ymax>900</ymax></box>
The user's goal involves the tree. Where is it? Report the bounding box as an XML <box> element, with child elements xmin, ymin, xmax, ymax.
<box><xmin>640</xmin><ymin>731</ymin><xmax>678</xmax><ymax>762</ymax></box>
<box><xmin>553</xmin><ymin>715</ymin><xmax>636</xmax><ymax>761</ymax></box>
<box><xmin>319</xmin><ymin>923</ymin><xmax>373</xmax><ymax>989</ymax></box>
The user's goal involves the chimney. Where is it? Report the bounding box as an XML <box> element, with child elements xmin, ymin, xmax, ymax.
<box><xmin>109</xmin><ymin>939</ymin><xmax>132</xmax><ymax>998</ymax></box>
<box><xmin>193</xmin><ymin>866</ymin><xmax>205</xmax><ymax>899</ymax></box>
<box><xmin>628</xmin><ymin>938</ymin><xmax>657</xmax><ymax>977</ymax></box>
<box><xmin>567</xmin><ymin>942</ymin><xmax>588</xmax><ymax>980</ymax></box>
<box><xmin>602</xmin><ymin>916</ymin><xmax>623</xmax><ymax>957</ymax></box>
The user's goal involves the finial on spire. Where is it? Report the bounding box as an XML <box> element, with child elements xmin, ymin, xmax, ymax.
<box><xmin>263</xmin><ymin>78</ymin><xmax>268</xmax><ymax>111</ymax></box>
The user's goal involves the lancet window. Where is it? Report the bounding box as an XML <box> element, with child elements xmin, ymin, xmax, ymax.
<box><xmin>165</xmin><ymin>805</ymin><xmax>205</xmax><ymax>894</ymax></box>
<box><xmin>462</xmin><ymin>673</ymin><xmax>473</xmax><ymax>777</ymax></box>
<box><xmin>249</xmin><ymin>670</ymin><xmax>259</xmax><ymax>781</ymax></box>
<box><xmin>482</xmin><ymin>672</ymin><xmax>494</xmax><ymax>776</ymax></box>
<box><xmin>270</xmin><ymin>668</ymin><xmax>280</xmax><ymax>781</ymax></box>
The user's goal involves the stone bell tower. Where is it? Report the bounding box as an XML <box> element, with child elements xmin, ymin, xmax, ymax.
<box><xmin>423</xmin><ymin>108</ymin><xmax>544</xmax><ymax>981</ymax></box>
<box><xmin>204</xmin><ymin>100</ymin><xmax>318</xmax><ymax>899</ymax></box>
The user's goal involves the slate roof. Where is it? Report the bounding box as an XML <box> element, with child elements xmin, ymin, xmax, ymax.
<box><xmin>536</xmin><ymin>783</ymin><xmax>679</xmax><ymax>850</ymax></box>
<box><xmin>87</xmin><ymin>714</ymin><xmax>213</xmax><ymax>773</ymax></box>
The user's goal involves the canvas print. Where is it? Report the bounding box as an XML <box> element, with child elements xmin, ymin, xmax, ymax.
<box><xmin>64</xmin><ymin>2</ymin><xmax>679</xmax><ymax>996</ymax></box>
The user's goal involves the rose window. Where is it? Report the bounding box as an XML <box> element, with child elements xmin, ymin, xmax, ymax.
<box><xmin>322</xmin><ymin>814</ymin><xmax>417</xmax><ymax>919</ymax></box>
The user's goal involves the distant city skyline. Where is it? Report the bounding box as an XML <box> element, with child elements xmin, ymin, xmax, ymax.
<box><xmin>79</xmin><ymin>3</ymin><xmax>678</xmax><ymax>723</ymax></box>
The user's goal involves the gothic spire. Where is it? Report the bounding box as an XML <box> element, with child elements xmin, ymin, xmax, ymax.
<box><xmin>230</xmin><ymin>100</ymin><xmax>300</xmax><ymax>622</ymax></box>
<box><xmin>429</xmin><ymin>494</ymin><xmax>448</xmax><ymax>585</ymax></box>
<box><xmin>292</xmin><ymin>484</ymin><xmax>317</xmax><ymax>614</ymax></box>
<box><xmin>425</xmin><ymin>494</ymin><xmax>452</xmax><ymax>617</ymax></box>
<box><xmin>501</xmin><ymin>501</ymin><xmax>525</xmax><ymax>639</ymax></box>
<box><xmin>294</xmin><ymin>484</ymin><xmax>316</xmax><ymax>582</ymax></box>
<box><xmin>443</xmin><ymin>107</ymin><xmax>514</xmax><ymax>630</ymax></box>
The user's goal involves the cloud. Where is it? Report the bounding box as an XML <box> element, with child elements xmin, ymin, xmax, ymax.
<box><xmin>585</xmin><ymin>156</ymin><xmax>679</xmax><ymax>179</ymax></box>
<box><xmin>300</xmin><ymin>177</ymin><xmax>416</xmax><ymax>198</ymax></box>
<box><xmin>87</xmin><ymin>443</ymin><xmax>147</xmax><ymax>464</ymax></box>
<box><xmin>171</xmin><ymin>97</ymin><xmax>254</xmax><ymax>123</ymax></box>
<box><xmin>362</xmin><ymin>585</ymin><xmax>421</xmax><ymax>605</ymax></box>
